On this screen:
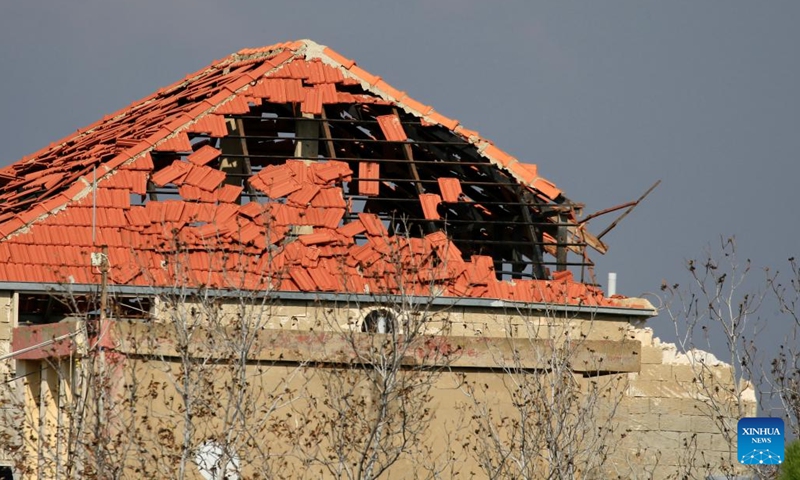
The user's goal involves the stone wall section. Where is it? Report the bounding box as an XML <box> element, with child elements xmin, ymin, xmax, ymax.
<box><xmin>609</xmin><ymin>325</ymin><xmax>757</xmax><ymax>479</ymax></box>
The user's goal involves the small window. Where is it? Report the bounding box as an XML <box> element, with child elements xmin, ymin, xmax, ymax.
<box><xmin>0</xmin><ymin>466</ymin><xmax>13</xmax><ymax>480</ymax></box>
<box><xmin>361</xmin><ymin>309</ymin><xmax>396</xmax><ymax>334</ymax></box>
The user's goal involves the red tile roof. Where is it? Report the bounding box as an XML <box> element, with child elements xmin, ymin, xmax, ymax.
<box><xmin>0</xmin><ymin>39</ymin><xmax>641</xmax><ymax>309</ymax></box>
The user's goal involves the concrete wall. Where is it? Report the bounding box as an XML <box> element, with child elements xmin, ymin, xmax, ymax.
<box><xmin>0</xmin><ymin>291</ymin><xmax>20</xmax><ymax>470</ymax></box>
<box><xmin>6</xmin><ymin>297</ymin><xmax>756</xmax><ymax>479</ymax></box>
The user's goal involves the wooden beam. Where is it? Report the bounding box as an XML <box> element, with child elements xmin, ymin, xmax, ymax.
<box><xmin>219</xmin><ymin>118</ymin><xmax>250</xmax><ymax>191</ymax></box>
<box><xmin>556</xmin><ymin>214</ymin><xmax>568</xmax><ymax>271</ymax></box>
<box><xmin>294</xmin><ymin>112</ymin><xmax>319</xmax><ymax>161</ymax></box>
<box><xmin>597</xmin><ymin>179</ymin><xmax>661</xmax><ymax>240</ymax></box>
<box><xmin>235</xmin><ymin>118</ymin><xmax>255</xmax><ymax>197</ymax></box>
<box><xmin>319</xmin><ymin>109</ymin><xmax>337</xmax><ymax>159</ymax></box>
<box><xmin>518</xmin><ymin>188</ymin><xmax>546</xmax><ymax>279</ymax></box>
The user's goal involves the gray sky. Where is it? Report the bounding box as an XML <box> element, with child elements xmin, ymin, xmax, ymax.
<box><xmin>2</xmin><ymin>1</ymin><xmax>799</xmax><ymax>352</ymax></box>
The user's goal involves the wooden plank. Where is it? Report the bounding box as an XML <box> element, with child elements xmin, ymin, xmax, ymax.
<box><xmin>319</xmin><ymin>109</ymin><xmax>337</xmax><ymax>159</ymax></box>
<box><xmin>556</xmin><ymin>215</ymin><xmax>568</xmax><ymax>271</ymax></box>
<box><xmin>293</xmin><ymin>112</ymin><xmax>319</xmax><ymax>161</ymax></box>
<box><xmin>518</xmin><ymin>188</ymin><xmax>546</xmax><ymax>279</ymax></box>
<box><xmin>235</xmin><ymin>118</ymin><xmax>256</xmax><ymax>197</ymax></box>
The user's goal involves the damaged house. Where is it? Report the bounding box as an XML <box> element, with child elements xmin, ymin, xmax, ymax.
<box><xmin>0</xmin><ymin>40</ymin><xmax>753</xmax><ymax>479</ymax></box>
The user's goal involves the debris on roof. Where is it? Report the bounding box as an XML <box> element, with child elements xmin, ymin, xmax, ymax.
<box><xmin>0</xmin><ymin>39</ymin><xmax>645</xmax><ymax>309</ymax></box>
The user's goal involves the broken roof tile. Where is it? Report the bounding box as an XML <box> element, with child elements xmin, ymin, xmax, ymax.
<box><xmin>184</xmin><ymin>165</ymin><xmax>226</xmax><ymax>192</ymax></box>
<box><xmin>179</xmin><ymin>184</ymin><xmax>216</xmax><ymax>202</ymax></box>
<box><xmin>186</xmin><ymin>114</ymin><xmax>229</xmax><ymax>137</ymax></box>
<box><xmin>250</xmin><ymin>164</ymin><xmax>302</xmax><ymax>197</ymax></box>
<box><xmin>437</xmin><ymin>178</ymin><xmax>463</xmax><ymax>203</ymax></box>
<box><xmin>532</xmin><ymin>178</ymin><xmax>561</xmax><ymax>200</ymax></box>
<box><xmin>187</xmin><ymin>145</ymin><xmax>222</xmax><ymax>166</ymax></box>
<box><xmin>289</xmin><ymin>267</ymin><xmax>316</xmax><ymax>291</ymax></box>
<box><xmin>337</xmin><ymin>220</ymin><xmax>366</xmax><ymax>238</ymax></box>
<box><xmin>358</xmin><ymin>213</ymin><xmax>387</xmax><ymax>237</ymax></box>
<box><xmin>419</xmin><ymin>193</ymin><xmax>442</xmax><ymax>220</ymax></box>
<box><xmin>298</xmin><ymin>231</ymin><xmax>336</xmax><ymax>246</ymax></box>
<box><xmin>151</xmin><ymin>160</ymin><xmax>192</xmax><ymax>187</ymax></box>
<box><xmin>358</xmin><ymin>162</ymin><xmax>380</xmax><ymax>196</ymax></box>
<box><xmin>317</xmin><ymin>83</ymin><xmax>338</xmax><ymax>104</ymax></box>
<box><xmin>154</xmin><ymin>132</ymin><xmax>193</xmax><ymax>152</ymax></box>
<box><xmin>301</xmin><ymin>87</ymin><xmax>323</xmax><ymax>115</ymax></box>
<box><xmin>238</xmin><ymin>201</ymin><xmax>263</xmax><ymax>219</ymax></box>
<box><xmin>310</xmin><ymin>188</ymin><xmax>346</xmax><ymax>209</ymax></box>
<box><xmin>288</xmin><ymin>184</ymin><xmax>321</xmax><ymax>207</ymax></box>
<box><xmin>121</xmin><ymin>152</ymin><xmax>155</xmax><ymax>171</ymax></box>
<box><xmin>376</xmin><ymin>114</ymin><xmax>408</xmax><ymax>142</ymax></box>
<box><xmin>311</xmin><ymin>161</ymin><xmax>352</xmax><ymax>184</ymax></box>
<box><xmin>214</xmin><ymin>96</ymin><xmax>250</xmax><ymax>115</ymax></box>
<box><xmin>215</xmin><ymin>184</ymin><xmax>243</xmax><ymax>203</ymax></box>
<box><xmin>508</xmin><ymin>161</ymin><xmax>538</xmax><ymax>184</ymax></box>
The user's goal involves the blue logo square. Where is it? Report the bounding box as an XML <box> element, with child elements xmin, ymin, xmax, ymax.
<box><xmin>738</xmin><ymin>417</ymin><xmax>784</xmax><ymax>464</ymax></box>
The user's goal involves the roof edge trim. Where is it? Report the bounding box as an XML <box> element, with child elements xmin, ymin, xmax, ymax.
<box><xmin>0</xmin><ymin>282</ymin><xmax>657</xmax><ymax>317</ymax></box>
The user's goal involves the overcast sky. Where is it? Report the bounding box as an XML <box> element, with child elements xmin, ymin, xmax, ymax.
<box><xmin>1</xmin><ymin>2</ymin><xmax>799</xmax><ymax>357</ymax></box>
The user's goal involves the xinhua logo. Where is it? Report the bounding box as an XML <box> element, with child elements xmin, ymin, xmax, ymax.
<box><xmin>738</xmin><ymin>417</ymin><xmax>784</xmax><ymax>465</ymax></box>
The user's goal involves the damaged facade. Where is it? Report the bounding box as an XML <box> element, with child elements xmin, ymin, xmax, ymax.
<box><xmin>0</xmin><ymin>40</ymin><xmax>753</xmax><ymax>479</ymax></box>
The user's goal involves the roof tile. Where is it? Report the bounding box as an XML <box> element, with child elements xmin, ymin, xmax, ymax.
<box><xmin>321</xmin><ymin>47</ymin><xmax>356</xmax><ymax>69</ymax></box>
<box><xmin>427</xmin><ymin>111</ymin><xmax>459</xmax><ymax>131</ymax></box>
<box><xmin>215</xmin><ymin>184</ymin><xmax>243</xmax><ymax>203</ymax></box>
<box><xmin>187</xmin><ymin>145</ymin><xmax>222</xmax><ymax>166</ymax></box>
<box><xmin>358</xmin><ymin>213</ymin><xmax>387</xmax><ymax>237</ymax></box>
<box><xmin>186</xmin><ymin>114</ymin><xmax>229</xmax><ymax>137</ymax></box>
<box><xmin>376</xmin><ymin>114</ymin><xmax>408</xmax><ymax>142</ymax></box>
<box><xmin>250</xmin><ymin>164</ymin><xmax>302</xmax><ymax>197</ymax></box>
<box><xmin>184</xmin><ymin>165</ymin><xmax>226</xmax><ymax>192</ymax></box>
<box><xmin>358</xmin><ymin>162</ymin><xmax>380</xmax><ymax>196</ymax></box>
<box><xmin>437</xmin><ymin>178</ymin><xmax>463</xmax><ymax>203</ymax></box>
<box><xmin>179</xmin><ymin>184</ymin><xmax>216</xmax><ymax>202</ymax></box>
<box><xmin>214</xmin><ymin>96</ymin><xmax>250</xmax><ymax>115</ymax></box>
<box><xmin>533</xmin><ymin>178</ymin><xmax>561</xmax><ymax>200</ymax></box>
<box><xmin>337</xmin><ymin>220</ymin><xmax>365</xmax><ymax>238</ymax></box>
<box><xmin>154</xmin><ymin>132</ymin><xmax>193</xmax><ymax>153</ymax></box>
<box><xmin>311</xmin><ymin>161</ymin><xmax>353</xmax><ymax>184</ymax></box>
<box><xmin>298</xmin><ymin>231</ymin><xmax>336</xmax><ymax>246</ymax></box>
<box><xmin>151</xmin><ymin>160</ymin><xmax>192</xmax><ymax>187</ymax></box>
<box><xmin>238</xmin><ymin>201</ymin><xmax>263</xmax><ymax>219</ymax></box>
<box><xmin>301</xmin><ymin>87</ymin><xmax>323</xmax><ymax>115</ymax></box>
<box><xmin>419</xmin><ymin>194</ymin><xmax>442</xmax><ymax>220</ymax></box>
<box><xmin>310</xmin><ymin>188</ymin><xmax>346</xmax><ymax>208</ymax></box>
<box><xmin>288</xmin><ymin>184</ymin><xmax>320</xmax><ymax>207</ymax></box>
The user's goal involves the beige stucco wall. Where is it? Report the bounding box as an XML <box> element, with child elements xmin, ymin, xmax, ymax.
<box><xmin>0</xmin><ymin>291</ymin><xmax>21</xmax><ymax>469</ymax></box>
<box><xmin>7</xmin><ymin>297</ymin><xmax>756</xmax><ymax>479</ymax></box>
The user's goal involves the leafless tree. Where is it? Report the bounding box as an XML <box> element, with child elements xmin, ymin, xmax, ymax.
<box><xmin>460</xmin><ymin>302</ymin><xmax>629</xmax><ymax>480</ymax></box>
<box><xmin>661</xmin><ymin>237</ymin><xmax>774</xmax><ymax>479</ymax></box>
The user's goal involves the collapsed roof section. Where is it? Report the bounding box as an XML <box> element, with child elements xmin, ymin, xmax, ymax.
<box><xmin>0</xmin><ymin>39</ymin><xmax>634</xmax><ymax>307</ymax></box>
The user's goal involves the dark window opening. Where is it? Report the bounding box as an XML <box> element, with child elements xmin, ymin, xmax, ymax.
<box><xmin>361</xmin><ymin>309</ymin><xmax>396</xmax><ymax>334</ymax></box>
